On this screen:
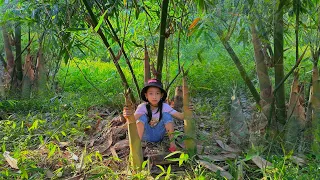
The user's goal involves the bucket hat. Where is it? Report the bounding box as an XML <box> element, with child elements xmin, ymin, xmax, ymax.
<box><xmin>141</xmin><ymin>79</ymin><xmax>167</xmax><ymax>102</ymax></box>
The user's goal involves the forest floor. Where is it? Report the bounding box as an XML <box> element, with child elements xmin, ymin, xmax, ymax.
<box><xmin>1</xmin><ymin>90</ymin><xmax>320</xmax><ymax>179</ymax></box>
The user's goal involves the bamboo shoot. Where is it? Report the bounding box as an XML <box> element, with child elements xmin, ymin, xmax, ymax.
<box><xmin>124</xmin><ymin>90</ymin><xmax>143</xmax><ymax>171</ymax></box>
<box><xmin>183</xmin><ymin>72</ymin><xmax>196</xmax><ymax>156</ymax></box>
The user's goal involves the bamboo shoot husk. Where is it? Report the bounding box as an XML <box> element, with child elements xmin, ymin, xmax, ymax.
<box><xmin>285</xmin><ymin>71</ymin><xmax>306</xmax><ymax>150</ymax></box>
<box><xmin>22</xmin><ymin>53</ymin><xmax>34</xmax><ymax>98</ymax></box>
<box><xmin>36</xmin><ymin>48</ymin><xmax>47</xmax><ymax>94</ymax></box>
<box><xmin>183</xmin><ymin>73</ymin><xmax>196</xmax><ymax>156</ymax></box>
<box><xmin>124</xmin><ymin>90</ymin><xmax>143</xmax><ymax>171</ymax></box>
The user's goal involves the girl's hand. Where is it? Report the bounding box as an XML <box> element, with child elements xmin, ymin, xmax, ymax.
<box><xmin>188</xmin><ymin>104</ymin><xmax>195</xmax><ymax>111</ymax></box>
<box><xmin>123</xmin><ymin>106</ymin><xmax>134</xmax><ymax>119</ymax></box>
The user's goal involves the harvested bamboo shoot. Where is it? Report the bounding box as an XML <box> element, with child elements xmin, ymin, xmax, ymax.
<box><xmin>124</xmin><ymin>90</ymin><xmax>143</xmax><ymax>171</ymax></box>
<box><xmin>183</xmin><ymin>72</ymin><xmax>196</xmax><ymax>156</ymax></box>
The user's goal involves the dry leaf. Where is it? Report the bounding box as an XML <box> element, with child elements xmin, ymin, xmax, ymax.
<box><xmin>45</xmin><ymin>169</ymin><xmax>54</xmax><ymax>178</ymax></box>
<box><xmin>3</xmin><ymin>151</ymin><xmax>19</xmax><ymax>169</ymax></box>
<box><xmin>251</xmin><ymin>156</ymin><xmax>272</xmax><ymax>169</ymax></box>
<box><xmin>197</xmin><ymin>160</ymin><xmax>233</xmax><ymax>179</ymax></box>
<box><xmin>291</xmin><ymin>156</ymin><xmax>306</xmax><ymax>166</ymax></box>
<box><xmin>188</xmin><ymin>18</ymin><xmax>201</xmax><ymax>30</ymax></box>
<box><xmin>216</xmin><ymin>139</ymin><xmax>241</xmax><ymax>153</ymax></box>
<box><xmin>110</xmin><ymin>147</ymin><xmax>118</xmax><ymax>159</ymax></box>
<box><xmin>198</xmin><ymin>153</ymin><xmax>238</xmax><ymax>162</ymax></box>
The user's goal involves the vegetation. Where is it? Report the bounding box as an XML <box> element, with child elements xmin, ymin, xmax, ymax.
<box><xmin>1</xmin><ymin>0</ymin><xmax>320</xmax><ymax>179</ymax></box>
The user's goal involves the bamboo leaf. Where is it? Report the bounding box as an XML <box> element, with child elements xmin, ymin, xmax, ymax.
<box><xmin>94</xmin><ymin>11</ymin><xmax>108</xmax><ymax>32</ymax></box>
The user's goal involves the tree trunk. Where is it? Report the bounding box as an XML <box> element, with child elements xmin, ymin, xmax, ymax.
<box><xmin>2</xmin><ymin>24</ymin><xmax>15</xmax><ymax>85</ymax></box>
<box><xmin>156</xmin><ymin>0</ymin><xmax>169</xmax><ymax>81</ymax></box>
<box><xmin>273</xmin><ymin>1</ymin><xmax>286</xmax><ymax>124</ymax></box>
<box><xmin>216</xmin><ymin>28</ymin><xmax>260</xmax><ymax>105</ymax></box>
<box><xmin>183</xmin><ymin>72</ymin><xmax>196</xmax><ymax>156</ymax></box>
<box><xmin>15</xmin><ymin>22</ymin><xmax>23</xmax><ymax>82</ymax></box>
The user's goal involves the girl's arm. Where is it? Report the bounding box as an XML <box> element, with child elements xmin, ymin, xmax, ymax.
<box><xmin>134</xmin><ymin>114</ymin><xmax>143</xmax><ymax>121</ymax></box>
<box><xmin>171</xmin><ymin>111</ymin><xmax>184</xmax><ymax>120</ymax></box>
<box><xmin>171</xmin><ymin>104</ymin><xmax>194</xmax><ymax>120</ymax></box>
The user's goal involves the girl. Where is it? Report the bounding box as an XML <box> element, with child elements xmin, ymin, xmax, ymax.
<box><xmin>123</xmin><ymin>79</ymin><xmax>187</xmax><ymax>152</ymax></box>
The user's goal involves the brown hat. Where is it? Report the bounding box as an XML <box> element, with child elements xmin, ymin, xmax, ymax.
<box><xmin>141</xmin><ymin>79</ymin><xmax>167</xmax><ymax>102</ymax></box>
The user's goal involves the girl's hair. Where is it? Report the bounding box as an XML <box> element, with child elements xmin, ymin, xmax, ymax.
<box><xmin>146</xmin><ymin>100</ymin><xmax>163</xmax><ymax>123</ymax></box>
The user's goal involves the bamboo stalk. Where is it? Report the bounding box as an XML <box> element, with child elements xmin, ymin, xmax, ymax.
<box><xmin>124</xmin><ymin>90</ymin><xmax>143</xmax><ymax>171</ymax></box>
<box><xmin>156</xmin><ymin>0</ymin><xmax>169</xmax><ymax>81</ymax></box>
<box><xmin>216</xmin><ymin>28</ymin><xmax>261</xmax><ymax>106</ymax></box>
<box><xmin>311</xmin><ymin>64</ymin><xmax>320</xmax><ymax>155</ymax></box>
<box><xmin>144</xmin><ymin>42</ymin><xmax>151</xmax><ymax>84</ymax></box>
<box><xmin>183</xmin><ymin>70</ymin><xmax>196</xmax><ymax>156</ymax></box>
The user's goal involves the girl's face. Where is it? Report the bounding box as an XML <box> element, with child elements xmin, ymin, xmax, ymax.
<box><xmin>145</xmin><ymin>87</ymin><xmax>163</xmax><ymax>106</ymax></box>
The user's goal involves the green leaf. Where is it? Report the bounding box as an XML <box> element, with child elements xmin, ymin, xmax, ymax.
<box><xmin>164</xmin><ymin>151</ymin><xmax>183</xmax><ymax>159</ymax></box>
<box><xmin>142</xmin><ymin>159</ymin><xmax>148</xmax><ymax>169</ymax></box>
<box><xmin>61</xmin><ymin>131</ymin><xmax>66</xmax><ymax>136</ymax></box>
<box><xmin>2</xmin><ymin>142</ymin><xmax>6</xmax><ymax>152</ymax></box>
<box><xmin>198</xmin><ymin>0</ymin><xmax>204</xmax><ymax>12</ymax></box>
<box><xmin>165</xmin><ymin>165</ymin><xmax>171</xmax><ymax>179</ymax></box>
<box><xmin>94</xmin><ymin>11</ymin><xmax>108</xmax><ymax>32</ymax></box>
<box><xmin>48</xmin><ymin>143</ymin><xmax>57</xmax><ymax>158</ymax></box>
<box><xmin>155</xmin><ymin>172</ymin><xmax>165</xmax><ymax>180</ymax></box>
<box><xmin>156</xmin><ymin>165</ymin><xmax>165</xmax><ymax>172</ymax></box>
<box><xmin>39</xmin><ymin>135</ymin><xmax>44</xmax><ymax>144</ymax></box>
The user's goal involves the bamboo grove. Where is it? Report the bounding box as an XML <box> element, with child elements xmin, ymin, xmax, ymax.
<box><xmin>0</xmin><ymin>0</ymin><xmax>320</xmax><ymax>171</ymax></box>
